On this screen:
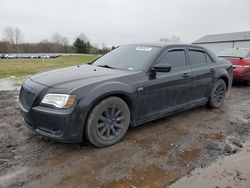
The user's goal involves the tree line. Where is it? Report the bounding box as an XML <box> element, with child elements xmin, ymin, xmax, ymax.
<box><xmin>0</xmin><ymin>26</ymin><xmax>112</xmax><ymax>54</ymax></box>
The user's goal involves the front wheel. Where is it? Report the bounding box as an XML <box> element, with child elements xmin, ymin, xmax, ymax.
<box><xmin>85</xmin><ymin>97</ymin><xmax>130</xmax><ymax>147</ymax></box>
<box><xmin>208</xmin><ymin>79</ymin><xmax>227</xmax><ymax>108</ymax></box>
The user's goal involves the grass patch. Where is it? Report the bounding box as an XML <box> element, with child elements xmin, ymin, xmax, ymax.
<box><xmin>0</xmin><ymin>55</ymin><xmax>98</xmax><ymax>78</ymax></box>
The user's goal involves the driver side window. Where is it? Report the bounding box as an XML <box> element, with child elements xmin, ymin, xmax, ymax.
<box><xmin>157</xmin><ymin>49</ymin><xmax>187</xmax><ymax>69</ymax></box>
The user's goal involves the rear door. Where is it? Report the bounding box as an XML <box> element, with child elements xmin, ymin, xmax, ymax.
<box><xmin>188</xmin><ymin>48</ymin><xmax>215</xmax><ymax>102</ymax></box>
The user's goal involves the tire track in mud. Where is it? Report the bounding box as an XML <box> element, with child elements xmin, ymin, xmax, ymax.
<box><xmin>0</xmin><ymin>85</ymin><xmax>249</xmax><ymax>188</ymax></box>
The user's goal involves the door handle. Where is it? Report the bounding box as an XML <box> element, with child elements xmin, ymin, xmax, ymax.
<box><xmin>182</xmin><ymin>73</ymin><xmax>191</xmax><ymax>78</ymax></box>
<box><xmin>210</xmin><ymin>68</ymin><xmax>215</xmax><ymax>72</ymax></box>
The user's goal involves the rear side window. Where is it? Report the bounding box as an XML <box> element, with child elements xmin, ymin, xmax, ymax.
<box><xmin>157</xmin><ymin>49</ymin><xmax>186</xmax><ymax>68</ymax></box>
<box><xmin>188</xmin><ymin>50</ymin><xmax>207</xmax><ymax>65</ymax></box>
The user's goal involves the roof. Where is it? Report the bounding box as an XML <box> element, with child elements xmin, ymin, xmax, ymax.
<box><xmin>193</xmin><ymin>31</ymin><xmax>250</xmax><ymax>44</ymax></box>
<box><xmin>124</xmin><ymin>43</ymin><xmax>196</xmax><ymax>48</ymax></box>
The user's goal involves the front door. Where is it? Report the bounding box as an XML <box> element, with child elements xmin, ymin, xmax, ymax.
<box><xmin>136</xmin><ymin>48</ymin><xmax>192</xmax><ymax>120</ymax></box>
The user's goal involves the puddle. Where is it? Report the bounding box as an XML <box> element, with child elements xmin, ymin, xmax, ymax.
<box><xmin>107</xmin><ymin>164</ymin><xmax>181</xmax><ymax>188</ymax></box>
<box><xmin>170</xmin><ymin>141</ymin><xmax>250</xmax><ymax>188</ymax></box>
<box><xmin>0</xmin><ymin>76</ymin><xmax>26</xmax><ymax>91</ymax></box>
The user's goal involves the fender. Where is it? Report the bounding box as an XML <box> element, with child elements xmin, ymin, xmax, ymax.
<box><xmin>75</xmin><ymin>81</ymin><xmax>136</xmax><ymax>109</ymax></box>
<box><xmin>214</xmin><ymin>69</ymin><xmax>229</xmax><ymax>79</ymax></box>
<box><xmin>214</xmin><ymin>69</ymin><xmax>229</xmax><ymax>82</ymax></box>
<box><xmin>212</xmin><ymin>68</ymin><xmax>231</xmax><ymax>91</ymax></box>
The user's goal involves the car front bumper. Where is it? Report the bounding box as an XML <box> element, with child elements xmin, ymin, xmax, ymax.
<box><xmin>19</xmin><ymin>102</ymin><xmax>88</xmax><ymax>143</ymax></box>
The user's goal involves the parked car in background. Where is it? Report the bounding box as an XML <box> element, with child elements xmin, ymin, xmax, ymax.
<box><xmin>4</xmin><ymin>54</ymin><xmax>16</xmax><ymax>59</ymax></box>
<box><xmin>0</xmin><ymin>53</ymin><xmax>61</xmax><ymax>59</ymax></box>
<box><xmin>218</xmin><ymin>48</ymin><xmax>250</xmax><ymax>85</ymax></box>
<box><xmin>19</xmin><ymin>44</ymin><xmax>233</xmax><ymax>147</ymax></box>
<box><xmin>41</xmin><ymin>55</ymin><xmax>50</xmax><ymax>59</ymax></box>
<box><xmin>30</xmin><ymin>55</ymin><xmax>39</xmax><ymax>59</ymax></box>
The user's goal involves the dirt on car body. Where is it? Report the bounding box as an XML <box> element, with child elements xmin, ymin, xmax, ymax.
<box><xmin>0</xmin><ymin>85</ymin><xmax>250</xmax><ymax>188</ymax></box>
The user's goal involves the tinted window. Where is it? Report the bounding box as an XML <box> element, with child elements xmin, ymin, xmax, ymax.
<box><xmin>206</xmin><ymin>53</ymin><xmax>213</xmax><ymax>63</ymax></box>
<box><xmin>189</xmin><ymin>50</ymin><xmax>207</xmax><ymax>65</ymax></box>
<box><xmin>157</xmin><ymin>50</ymin><xmax>186</xmax><ymax>68</ymax></box>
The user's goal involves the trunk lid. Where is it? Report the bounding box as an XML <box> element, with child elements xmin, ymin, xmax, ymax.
<box><xmin>221</xmin><ymin>57</ymin><xmax>242</xmax><ymax>66</ymax></box>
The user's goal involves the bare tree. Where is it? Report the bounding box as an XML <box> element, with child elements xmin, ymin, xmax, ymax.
<box><xmin>61</xmin><ymin>37</ymin><xmax>69</xmax><ymax>46</ymax></box>
<box><xmin>51</xmin><ymin>32</ymin><xmax>70</xmax><ymax>52</ymax></box>
<box><xmin>40</xmin><ymin>39</ymin><xmax>49</xmax><ymax>43</ymax></box>
<box><xmin>51</xmin><ymin>32</ymin><xmax>69</xmax><ymax>45</ymax></box>
<box><xmin>77</xmin><ymin>33</ymin><xmax>89</xmax><ymax>43</ymax></box>
<box><xmin>3</xmin><ymin>26</ymin><xmax>23</xmax><ymax>52</ymax></box>
<box><xmin>171</xmin><ymin>35</ymin><xmax>181</xmax><ymax>43</ymax></box>
<box><xmin>160</xmin><ymin>35</ymin><xmax>181</xmax><ymax>43</ymax></box>
<box><xmin>51</xmin><ymin>32</ymin><xmax>63</xmax><ymax>44</ymax></box>
<box><xmin>100</xmin><ymin>43</ymin><xmax>111</xmax><ymax>54</ymax></box>
<box><xmin>0</xmin><ymin>41</ymin><xmax>9</xmax><ymax>53</ymax></box>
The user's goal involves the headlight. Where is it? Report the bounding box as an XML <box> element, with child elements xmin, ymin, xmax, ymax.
<box><xmin>41</xmin><ymin>94</ymin><xmax>77</xmax><ymax>108</ymax></box>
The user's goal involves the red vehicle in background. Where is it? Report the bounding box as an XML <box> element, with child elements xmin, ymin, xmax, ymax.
<box><xmin>218</xmin><ymin>48</ymin><xmax>250</xmax><ymax>85</ymax></box>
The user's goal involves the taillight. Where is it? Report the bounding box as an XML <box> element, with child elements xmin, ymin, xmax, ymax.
<box><xmin>234</xmin><ymin>58</ymin><xmax>250</xmax><ymax>68</ymax></box>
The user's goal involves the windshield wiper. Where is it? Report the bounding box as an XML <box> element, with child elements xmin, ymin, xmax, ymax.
<box><xmin>96</xmin><ymin>65</ymin><xmax>115</xmax><ymax>69</ymax></box>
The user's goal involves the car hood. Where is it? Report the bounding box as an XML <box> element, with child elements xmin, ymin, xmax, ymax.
<box><xmin>30</xmin><ymin>64</ymin><xmax>138</xmax><ymax>89</ymax></box>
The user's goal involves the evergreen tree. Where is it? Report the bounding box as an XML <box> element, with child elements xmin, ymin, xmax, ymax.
<box><xmin>73</xmin><ymin>38</ymin><xmax>87</xmax><ymax>53</ymax></box>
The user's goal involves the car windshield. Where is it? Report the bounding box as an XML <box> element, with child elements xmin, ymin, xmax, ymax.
<box><xmin>93</xmin><ymin>45</ymin><xmax>161</xmax><ymax>71</ymax></box>
<box><xmin>217</xmin><ymin>48</ymin><xmax>250</xmax><ymax>58</ymax></box>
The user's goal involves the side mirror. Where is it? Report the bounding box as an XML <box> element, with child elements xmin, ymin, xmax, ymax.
<box><xmin>152</xmin><ymin>64</ymin><xmax>171</xmax><ymax>72</ymax></box>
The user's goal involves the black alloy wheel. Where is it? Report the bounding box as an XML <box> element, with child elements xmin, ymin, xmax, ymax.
<box><xmin>86</xmin><ymin>97</ymin><xmax>130</xmax><ymax>147</ymax></box>
<box><xmin>208</xmin><ymin>79</ymin><xmax>227</xmax><ymax>108</ymax></box>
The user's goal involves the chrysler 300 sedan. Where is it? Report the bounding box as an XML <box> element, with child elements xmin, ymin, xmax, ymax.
<box><xmin>19</xmin><ymin>44</ymin><xmax>233</xmax><ymax>147</ymax></box>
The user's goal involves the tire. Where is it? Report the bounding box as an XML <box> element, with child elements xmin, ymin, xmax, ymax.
<box><xmin>85</xmin><ymin>97</ymin><xmax>130</xmax><ymax>147</ymax></box>
<box><xmin>208</xmin><ymin>79</ymin><xmax>227</xmax><ymax>108</ymax></box>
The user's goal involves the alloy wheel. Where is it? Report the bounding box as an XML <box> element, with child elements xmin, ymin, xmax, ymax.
<box><xmin>214</xmin><ymin>83</ymin><xmax>226</xmax><ymax>104</ymax></box>
<box><xmin>96</xmin><ymin>106</ymin><xmax>124</xmax><ymax>141</ymax></box>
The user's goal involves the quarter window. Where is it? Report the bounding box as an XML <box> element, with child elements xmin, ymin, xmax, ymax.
<box><xmin>157</xmin><ymin>49</ymin><xmax>186</xmax><ymax>68</ymax></box>
<box><xmin>188</xmin><ymin>50</ymin><xmax>207</xmax><ymax>65</ymax></box>
<box><xmin>206</xmin><ymin>53</ymin><xmax>213</xmax><ymax>63</ymax></box>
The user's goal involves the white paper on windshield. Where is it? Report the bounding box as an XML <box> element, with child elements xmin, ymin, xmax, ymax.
<box><xmin>136</xmin><ymin>47</ymin><xmax>152</xmax><ymax>52</ymax></box>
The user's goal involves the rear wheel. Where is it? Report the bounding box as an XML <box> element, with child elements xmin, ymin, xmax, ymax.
<box><xmin>85</xmin><ymin>97</ymin><xmax>130</xmax><ymax>147</ymax></box>
<box><xmin>208</xmin><ymin>79</ymin><xmax>227</xmax><ymax>108</ymax></box>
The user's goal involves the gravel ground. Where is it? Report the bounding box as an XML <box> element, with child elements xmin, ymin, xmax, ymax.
<box><xmin>0</xmin><ymin>84</ymin><xmax>249</xmax><ymax>188</ymax></box>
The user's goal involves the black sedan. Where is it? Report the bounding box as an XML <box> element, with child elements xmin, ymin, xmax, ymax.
<box><xmin>19</xmin><ymin>44</ymin><xmax>233</xmax><ymax>147</ymax></box>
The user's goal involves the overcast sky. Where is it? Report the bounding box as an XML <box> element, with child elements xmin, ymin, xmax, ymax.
<box><xmin>0</xmin><ymin>0</ymin><xmax>250</xmax><ymax>46</ymax></box>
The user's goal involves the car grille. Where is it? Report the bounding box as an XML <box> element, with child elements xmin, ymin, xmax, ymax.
<box><xmin>19</xmin><ymin>87</ymin><xmax>36</xmax><ymax>109</ymax></box>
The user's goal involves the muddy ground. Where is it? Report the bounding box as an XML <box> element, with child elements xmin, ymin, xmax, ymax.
<box><xmin>0</xmin><ymin>85</ymin><xmax>249</xmax><ymax>188</ymax></box>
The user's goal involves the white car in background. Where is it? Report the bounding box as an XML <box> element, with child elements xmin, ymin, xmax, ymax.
<box><xmin>41</xmin><ymin>55</ymin><xmax>50</xmax><ymax>59</ymax></box>
<box><xmin>4</xmin><ymin>54</ymin><xmax>16</xmax><ymax>59</ymax></box>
